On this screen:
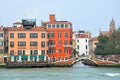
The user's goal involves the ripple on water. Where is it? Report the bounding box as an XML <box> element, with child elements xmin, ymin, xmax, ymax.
<box><xmin>106</xmin><ymin>73</ymin><xmax>120</xmax><ymax>77</ymax></box>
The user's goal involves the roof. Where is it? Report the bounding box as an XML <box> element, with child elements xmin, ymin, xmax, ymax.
<box><xmin>42</xmin><ymin>21</ymin><xmax>72</xmax><ymax>25</ymax></box>
<box><xmin>76</xmin><ymin>34</ymin><xmax>88</xmax><ymax>38</ymax></box>
<box><xmin>100</xmin><ymin>31</ymin><xmax>110</xmax><ymax>37</ymax></box>
<box><xmin>13</xmin><ymin>22</ymin><xmax>22</xmax><ymax>24</ymax></box>
<box><xmin>91</xmin><ymin>37</ymin><xmax>98</xmax><ymax>41</ymax></box>
<box><xmin>4</xmin><ymin>27</ymin><xmax>13</xmax><ymax>31</ymax></box>
<box><xmin>10</xmin><ymin>26</ymin><xmax>47</xmax><ymax>31</ymax></box>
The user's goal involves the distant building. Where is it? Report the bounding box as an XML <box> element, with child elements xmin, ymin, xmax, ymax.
<box><xmin>75</xmin><ymin>34</ymin><xmax>89</xmax><ymax>56</ymax></box>
<box><xmin>4</xmin><ymin>27</ymin><xmax>13</xmax><ymax>53</ymax></box>
<box><xmin>73</xmin><ymin>31</ymin><xmax>91</xmax><ymax>39</ymax></box>
<box><xmin>73</xmin><ymin>31</ymin><xmax>90</xmax><ymax>56</ymax></box>
<box><xmin>42</xmin><ymin>14</ymin><xmax>73</xmax><ymax>61</ymax></box>
<box><xmin>0</xmin><ymin>26</ymin><xmax>4</xmax><ymax>53</ymax></box>
<box><xmin>9</xmin><ymin>19</ymin><xmax>48</xmax><ymax>62</ymax></box>
<box><xmin>89</xmin><ymin>37</ymin><xmax>98</xmax><ymax>57</ymax></box>
<box><xmin>13</xmin><ymin>22</ymin><xmax>22</xmax><ymax>28</ymax></box>
<box><xmin>100</xmin><ymin>18</ymin><xmax>115</xmax><ymax>36</ymax></box>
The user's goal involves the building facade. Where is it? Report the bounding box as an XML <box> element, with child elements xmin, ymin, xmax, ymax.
<box><xmin>73</xmin><ymin>31</ymin><xmax>90</xmax><ymax>56</ymax></box>
<box><xmin>0</xmin><ymin>27</ymin><xmax>4</xmax><ymax>53</ymax></box>
<box><xmin>89</xmin><ymin>37</ymin><xmax>98</xmax><ymax>57</ymax></box>
<box><xmin>75</xmin><ymin>34</ymin><xmax>89</xmax><ymax>56</ymax></box>
<box><xmin>42</xmin><ymin>14</ymin><xmax>73</xmax><ymax>61</ymax></box>
<box><xmin>9</xmin><ymin>20</ymin><xmax>48</xmax><ymax>62</ymax></box>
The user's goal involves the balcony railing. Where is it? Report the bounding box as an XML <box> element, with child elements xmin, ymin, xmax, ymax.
<box><xmin>64</xmin><ymin>44</ymin><xmax>72</xmax><ymax>47</ymax></box>
<box><xmin>48</xmin><ymin>45</ymin><xmax>55</xmax><ymax>47</ymax></box>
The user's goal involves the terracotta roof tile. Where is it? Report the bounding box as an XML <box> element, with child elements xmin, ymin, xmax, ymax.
<box><xmin>76</xmin><ymin>34</ymin><xmax>88</xmax><ymax>38</ymax></box>
<box><xmin>13</xmin><ymin>22</ymin><xmax>22</xmax><ymax>24</ymax></box>
<box><xmin>91</xmin><ymin>37</ymin><xmax>98</xmax><ymax>41</ymax></box>
<box><xmin>11</xmin><ymin>26</ymin><xmax>47</xmax><ymax>31</ymax></box>
<box><xmin>42</xmin><ymin>21</ymin><xmax>72</xmax><ymax>25</ymax></box>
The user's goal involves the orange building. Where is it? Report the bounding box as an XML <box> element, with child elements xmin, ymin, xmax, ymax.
<box><xmin>9</xmin><ymin>20</ymin><xmax>48</xmax><ymax>62</ymax></box>
<box><xmin>42</xmin><ymin>14</ymin><xmax>73</xmax><ymax>61</ymax></box>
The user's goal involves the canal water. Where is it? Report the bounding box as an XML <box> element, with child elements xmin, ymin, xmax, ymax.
<box><xmin>0</xmin><ymin>62</ymin><xmax>120</xmax><ymax>80</ymax></box>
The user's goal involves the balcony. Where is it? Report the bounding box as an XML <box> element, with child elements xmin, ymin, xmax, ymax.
<box><xmin>48</xmin><ymin>45</ymin><xmax>55</xmax><ymax>47</ymax></box>
<box><xmin>64</xmin><ymin>44</ymin><xmax>72</xmax><ymax>48</ymax></box>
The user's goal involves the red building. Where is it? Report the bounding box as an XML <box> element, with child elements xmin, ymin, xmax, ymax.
<box><xmin>42</xmin><ymin>14</ymin><xmax>73</xmax><ymax>61</ymax></box>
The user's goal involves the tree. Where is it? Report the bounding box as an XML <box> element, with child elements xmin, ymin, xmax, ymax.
<box><xmin>94</xmin><ymin>35</ymin><xmax>109</xmax><ymax>56</ymax></box>
<box><xmin>94</xmin><ymin>28</ymin><xmax>120</xmax><ymax>56</ymax></box>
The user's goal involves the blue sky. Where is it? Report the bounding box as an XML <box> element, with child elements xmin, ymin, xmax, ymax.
<box><xmin>0</xmin><ymin>0</ymin><xmax>120</xmax><ymax>36</ymax></box>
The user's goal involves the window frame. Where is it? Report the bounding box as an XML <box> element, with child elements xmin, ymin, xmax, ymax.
<box><xmin>10</xmin><ymin>33</ymin><xmax>14</xmax><ymax>38</ymax></box>
<box><xmin>18</xmin><ymin>33</ymin><xmax>26</xmax><ymax>38</ymax></box>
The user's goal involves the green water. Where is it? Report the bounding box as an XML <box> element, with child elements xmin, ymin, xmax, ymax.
<box><xmin>0</xmin><ymin>63</ymin><xmax>120</xmax><ymax>80</ymax></box>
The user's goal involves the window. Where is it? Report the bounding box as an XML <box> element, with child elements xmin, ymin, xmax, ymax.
<box><xmin>65</xmin><ymin>24</ymin><xmax>68</xmax><ymax>28</ymax></box>
<box><xmin>13</xmin><ymin>26</ymin><xmax>17</xmax><ymax>28</ymax></box>
<box><xmin>86</xmin><ymin>45</ymin><xmax>88</xmax><ymax>49</ymax></box>
<box><xmin>41</xmin><ymin>33</ymin><xmax>45</xmax><ymax>38</ymax></box>
<box><xmin>49</xmin><ymin>48</ymin><xmax>55</xmax><ymax>53</ymax></box>
<box><xmin>64</xmin><ymin>33</ymin><xmax>68</xmax><ymax>38</ymax></box>
<box><xmin>43</xmin><ymin>24</ymin><xmax>47</xmax><ymax>27</ymax></box>
<box><xmin>30</xmin><ymin>33</ymin><xmax>38</xmax><ymax>38</ymax></box>
<box><xmin>48</xmin><ymin>33</ymin><xmax>55</xmax><ymax>38</ymax></box>
<box><xmin>30</xmin><ymin>41</ymin><xmax>37</xmax><ymax>46</ymax></box>
<box><xmin>58</xmin><ymin>33</ymin><xmax>62</xmax><ymax>38</ymax></box>
<box><xmin>18</xmin><ymin>50</ymin><xmax>22</xmax><ymax>55</ymax></box>
<box><xmin>61</xmin><ymin>24</ymin><xmax>64</xmax><ymax>28</ymax></box>
<box><xmin>48</xmin><ymin>24</ymin><xmax>51</xmax><ymax>28</ymax></box>
<box><xmin>18</xmin><ymin>50</ymin><xmax>25</xmax><ymax>55</ymax></box>
<box><xmin>64</xmin><ymin>48</ymin><xmax>68</xmax><ymax>53</ymax></box>
<box><xmin>41</xmin><ymin>41</ymin><xmax>45</xmax><ymax>47</ymax></box>
<box><xmin>64</xmin><ymin>40</ymin><xmax>68</xmax><ymax>45</ymax></box>
<box><xmin>65</xmin><ymin>57</ymin><xmax>68</xmax><ymax>60</ymax></box>
<box><xmin>30</xmin><ymin>50</ymin><xmax>33</xmax><ymax>55</ymax></box>
<box><xmin>0</xmin><ymin>33</ymin><xmax>3</xmax><ymax>37</ymax></box>
<box><xmin>10</xmin><ymin>33</ymin><xmax>14</xmax><ymax>38</ymax></box>
<box><xmin>48</xmin><ymin>40</ymin><xmax>55</xmax><ymax>46</ymax></box>
<box><xmin>52</xmin><ymin>24</ymin><xmax>55</xmax><ymax>28</ymax></box>
<box><xmin>34</xmin><ymin>50</ymin><xmax>38</xmax><ymax>55</ymax></box>
<box><xmin>58</xmin><ymin>49</ymin><xmax>62</xmax><ymax>53</ymax></box>
<box><xmin>59</xmin><ymin>57</ymin><xmax>61</xmax><ymax>60</ymax></box>
<box><xmin>10</xmin><ymin>41</ymin><xmax>14</xmax><ymax>47</ymax></box>
<box><xmin>58</xmin><ymin>40</ymin><xmax>62</xmax><ymax>45</ymax></box>
<box><xmin>86</xmin><ymin>51</ymin><xmax>87</xmax><ymax>54</ymax></box>
<box><xmin>41</xmin><ymin>50</ymin><xmax>45</xmax><ymax>55</ymax></box>
<box><xmin>77</xmin><ymin>45</ymin><xmax>79</xmax><ymax>49</ymax></box>
<box><xmin>10</xmin><ymin>50</ymin><xmax>14</xmax><ymax>56</ymax></box>
<box><xmin>23</xmin><ymin>50</ymin><xmax>25</xmax><ymax>55</ymax></box>
<box><xmin>77</xmin><ymin>40</ymin><xmax>79</xmax><ymax>43</ymax></box>
<box><xmin>57</xmin><ymin>24</ymin><xmax>60</xmax><ymax>28</ymax></box>
<box><xmin>86</xmin><ymin>39</ymin><xmax>87</xmax><ymax>43</ymax></box>
<box><xmin>18</xmin><ymin>33</ymin><xmax>26</xmax><ymax>38</ymax></box>
<box><xmin>18</xmin><ymin>41</ymin><xmax>26</xmax><ymax>46</ymax></box>
<box><xmin>0</xmin><ymin>41</ymin><xmax>3</xmax><ymax>46</ymax></box>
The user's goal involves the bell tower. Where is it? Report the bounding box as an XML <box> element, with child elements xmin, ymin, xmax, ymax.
<box><xmin>109</xmin><ymin>18</ymin><xmax>115</xmax><ymax>33</ymax></box>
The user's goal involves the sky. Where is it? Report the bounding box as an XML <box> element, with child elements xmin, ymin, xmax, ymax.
<box><xmin>0</xmin><ymin>0</ymin><xmax>120</xmax><ymax>37</ymax></box>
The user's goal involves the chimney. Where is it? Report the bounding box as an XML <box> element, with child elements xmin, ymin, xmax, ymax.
<box><xmin>49</xmin><ymin>14</ymin><xmax>55</xmax><ymax>22</ymax></box>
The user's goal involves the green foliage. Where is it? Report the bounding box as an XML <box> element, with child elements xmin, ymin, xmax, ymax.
<box><xmin>94</xmin><ymin>35</ymin><xmax>109</xmax><ymax>55</ymax></box>
<box><xmin>94</xmin><ymin>28</ymin><xmax>120</xmax><ymax>55</ymax></box>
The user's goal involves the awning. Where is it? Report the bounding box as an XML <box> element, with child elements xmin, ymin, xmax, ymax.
<box><xmin>30</xmin><ymin>55</ymin><xmax>45</xmax><ymax>60</ymax></box>
<box><xmin>22</xmin><ymin>55</ymin><xmax>28</xmax><ymax>60</ymax></box>
<box><xmin>39</xmin><ymin>55</ymin><xmax>44</xmax><ymax>60</ymax></box>
<box><xmin>14</xmin><ymin>56</ymin><xmax>19</xmax><ymax>60</ymax></box>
